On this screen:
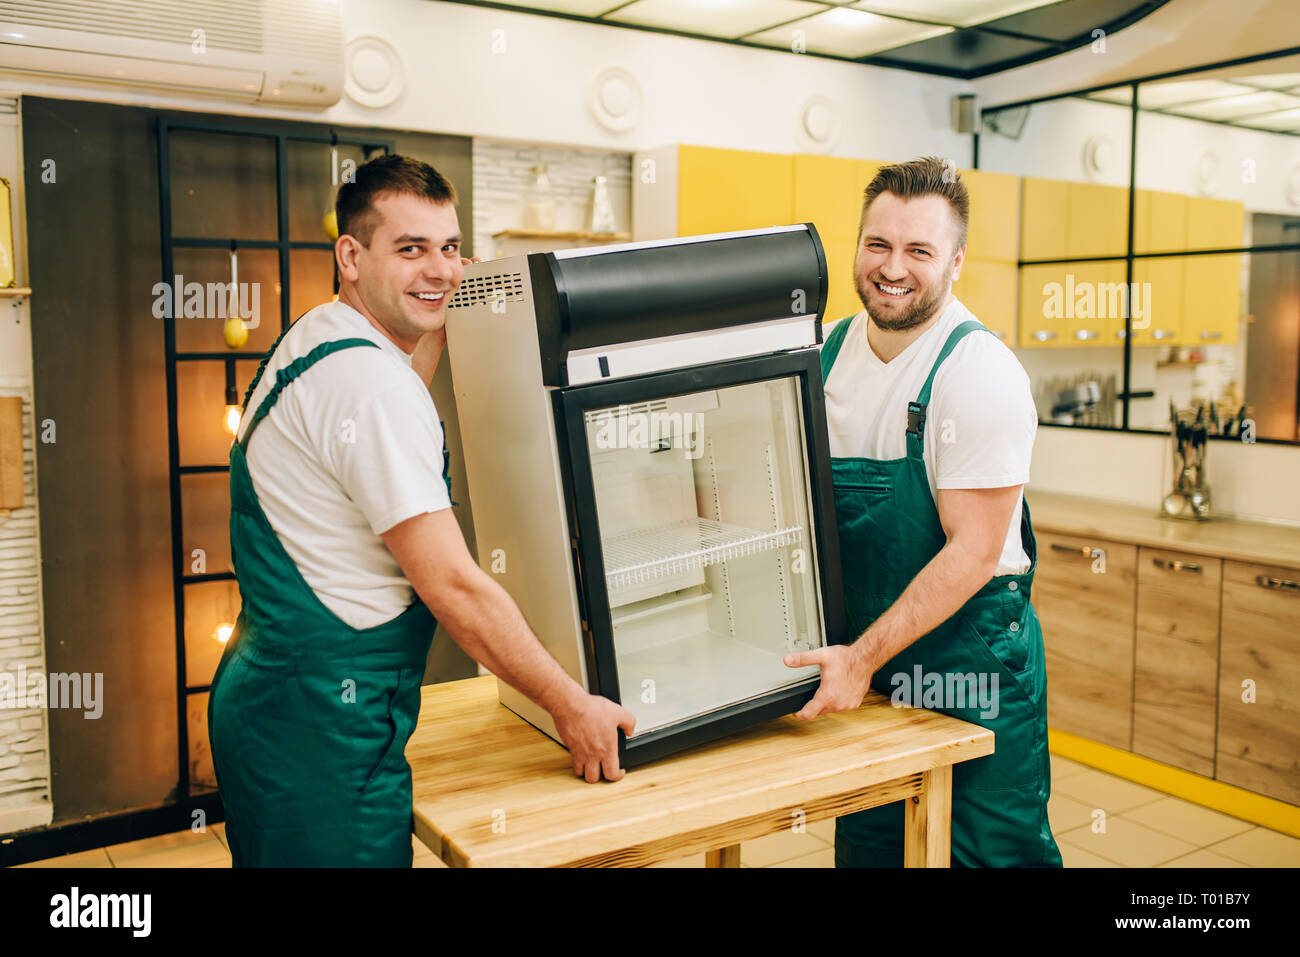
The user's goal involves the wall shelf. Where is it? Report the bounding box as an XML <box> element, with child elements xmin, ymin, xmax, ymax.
<box><xmin>492</xmin><ymin>228</ymin><xmax>630</xmax><ymax>241</ymax></box>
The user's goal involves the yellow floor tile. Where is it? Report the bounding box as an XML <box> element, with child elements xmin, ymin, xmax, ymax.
<box><xmin>768</xmin><ymin>846</ymin><xmax>835</xmax><ymax>868</ymax></box>
<box><xmin>1206</xmin><ymin>827</ymin><xmax>1300</xmax><ymax>867</ymax></box>
<box><xmin>1158</xmin><ymin>848</ymin><xmax>1250</xmax><ymax>868</ymax></box>
<box><xmin>1057</xmin><ymin>816</ymin><xmax>1197</xmax><ymax>867</ymax></box>
<box><xmin>1122</xmin><ymin>796</ymin><xmax>1255</xmax><ymax>847</ymax></box>
<box><xmin>1053</xmin><ymin>768</ymin><xmax>1166</xmax><ymax>814</ymax></box>
<box><xmin>1050</xmin><ymin>754</ymin><xmax>1092</xmax><ymax>780</ymax></box>
<box><xmin>105</xmin><ymin>828</ymin><xmax>230</xmax><ymax>868</ymax></box>
<box><xmin>1057</xmin><ymin>839</ymin><xmax>1120</xmax><ymax>868</ymax></box>
<box><xmin>1048</xmin><ymin>792</ymin><xmax>1098</xmax><ymax>833</ymax></box>
<box><xmin>740</xmin><ymin>829</ymin><xmax>831</xmax><ymax>867</ymax></box>
<box><xmin>14</xmin><ymin>847</ymin><xmax>113</xmax><ymax>868</ymax></box>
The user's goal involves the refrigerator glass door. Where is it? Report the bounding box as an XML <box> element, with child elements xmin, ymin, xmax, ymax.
<box><xmin>576</xmin><ymin>372</ymin><xmax>825</xmax><ymax>739</ymax></box>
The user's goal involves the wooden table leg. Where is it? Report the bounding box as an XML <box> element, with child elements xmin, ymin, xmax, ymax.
<box><xmin>903</xmin><ymin>765</ymin><xmax>952</xmax><ymax>867</ymax></box>
<box><xmin>705</xmin><ymin>844</ymin><xmax>741</xmax><ymax>868</ymax></box>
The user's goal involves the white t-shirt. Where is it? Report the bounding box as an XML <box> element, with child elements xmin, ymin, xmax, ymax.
<box><xmin>822</xmin><ymin>297</ymin><xmax>1036</xmax><ymax>576</ymax></box>
<box><xmin>236</xmin><ymin>300</ymin><xmax>452</xmax><ymax>628</ymax></box>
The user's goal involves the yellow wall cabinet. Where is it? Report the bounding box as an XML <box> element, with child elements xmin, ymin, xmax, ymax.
<box><xmin>790</xmin><ymin>154</ymin><xmax>882</xmax><ymax>323</ymax></box>
<box><xmin>1018</xmin><ymin>260</ymin><xmax>1127</xmax><ymax>348</ymax></box>
<box><xmin>636</xmin><ymin>148</ymin><xmax>1025</xmax><ymax>340</ymax></box>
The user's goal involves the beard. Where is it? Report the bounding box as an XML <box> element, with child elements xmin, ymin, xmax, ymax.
<box><xmin>855</xmin><ymin>268</ymin><xmax>950</xmax><ymax>332</ymax></box>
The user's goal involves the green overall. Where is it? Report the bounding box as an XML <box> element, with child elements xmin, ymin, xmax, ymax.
<box><xmin>821</xmin><ymin>316</ymin><xmax>1061</xmax><ymax>868</ymax></box>
<box><xmin>208</xmin><ymin>337</ymin><xmax>444</xmax><ymax>867</ymax></box>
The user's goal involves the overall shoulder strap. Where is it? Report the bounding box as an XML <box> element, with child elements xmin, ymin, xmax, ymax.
<box><xmin>238</xmin><ymin>338</ymin><xmax>381</xmax><ymax>452</ymax></box>
<box><xmin>819</xmin><ymin>314</ymin><xmax>858</xmax><ymax>381</ymax></box>
<box><xmin>906</xmin><ymin>320</ymin><xmax>991</xmax><ymax>444</ymax></box>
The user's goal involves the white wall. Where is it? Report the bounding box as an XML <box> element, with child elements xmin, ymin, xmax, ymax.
<box><xmin>1030</xmin><ymin>425</ymin><xmax>1300</xmax><ymax>527</ymax></box>
<box><xmin>0</xmin><ymin>0</ymin><xmax>973</xmax><ymax>164</ymax></box>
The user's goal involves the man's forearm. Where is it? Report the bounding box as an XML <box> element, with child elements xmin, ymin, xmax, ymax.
<box><xmin>853</xmin><ymin>539</ymin><xmax>996</xmax><ymax>670</ymax></box>
<box><xmin>434</xmin><ymin>568</ymin><xmax>583</xmax><ymax>716</ymax></box>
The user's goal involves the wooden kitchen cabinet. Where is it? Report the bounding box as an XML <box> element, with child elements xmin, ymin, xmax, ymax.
<box><xmin>1066</xmin><ymin>181</ymin><xmax>1129</xmax><ymax>259</ymax></box>
<box><xmin>1020</xmin><ymin>177</ymin><xmax>1069</xmax><ymax>261</ymax></box>
<box><xmin>963</xmin><ymin>168</ymin><xmax>1020</xmax><ymax>262</ymax></box>
<box><xmin>1181</xmin><ymin>251</ymin><xmax>1243</xmax><ymax>347</ymax></box>
<box><xmin>1217</xmin><ymin>560</ymin><xmax>1300</xmax><ymax>805</ymax></box>
<box><xmin>1018</xmin><ymin>260</ymin><xmax>1126</xmax><ymax>348</ymax></box>
<box><xmin>1034</xmin><ymin>530</ymin><xmax>1137</xmax><ymax>750</ymax></box>
<box><xmin>1132</xmin><ymin>548</ymin><xmax>1221</xmax><ymax>776</ymax></box>
<box><xmin>791</xmin><ymin>153</ymin><xmax>883</xmax><ymax>323</ymax></box>
<box><xmin>1131</xmin><ymin>255</ymin><xmax>1185</xmax><ymax>346</ymax></box>
<box><xmin>953</xmin><ymin>258</ymin><xmax>1016</xmax><ymax>343</ymax></box>
<box><xmin>677</xmin><ymin>145</ymin><xmax>794</xmax><ymax>237</ymax></box>
<box><xmin>1134</xmin><ymin>188</ymin><xmax>1189</xmax><ymax>254</ymax></box>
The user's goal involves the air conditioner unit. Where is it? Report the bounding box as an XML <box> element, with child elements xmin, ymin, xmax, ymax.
<box><xmin>0</xmin><ymin>0</ymin><xmax>344</xmax><ymax>107</ymax></box>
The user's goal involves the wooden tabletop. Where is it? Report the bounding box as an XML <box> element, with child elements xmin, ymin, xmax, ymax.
<box><xmin>1027</xmin><ymin>490</ymin><xmax>1300</xmax><ymax>571</ymax></box>
<box><xmin>407</xmin><ymin>676</ymin><xmax>994</xmax><ymax>867</ymax></box>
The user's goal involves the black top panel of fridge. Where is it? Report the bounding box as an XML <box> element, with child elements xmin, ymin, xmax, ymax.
<box><xmin>529</xmin><ymin>224</ymin><xmax>828</xmax><ymax>386</ymax></box>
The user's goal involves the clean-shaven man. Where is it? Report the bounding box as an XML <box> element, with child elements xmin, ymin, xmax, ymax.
<box><xmin>210</xmin><ymin>154</ymin><xmax>634</xmax><ymax>867</ymax></box>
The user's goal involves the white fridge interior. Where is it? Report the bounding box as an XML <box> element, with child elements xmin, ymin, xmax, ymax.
<box><xmin>584</xmin><ymin>376</ymin><xmax>825</xmax><ymax>737</ymax></box>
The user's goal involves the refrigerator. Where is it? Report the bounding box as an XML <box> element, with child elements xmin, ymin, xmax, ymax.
<box><xmin>444</xmin><ymin>224</ymin><xmax>848</xmax><ymax>766</ymax></box>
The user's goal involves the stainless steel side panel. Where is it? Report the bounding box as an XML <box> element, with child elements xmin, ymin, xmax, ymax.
<box><xmin>445</xmin><ymin>256</ymin><xmax>587</xmax><ymax>744</ymax></box>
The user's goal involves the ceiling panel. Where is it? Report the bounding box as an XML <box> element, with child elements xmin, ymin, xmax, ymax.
<box><xmin>502</xmin><ymin>0</ymin><xmax>623</xmax><ymax>15</ymax></box>
<box><xmin>746</xmin><ymin>7</ymin><xmax>952</xmax><ymax>57</ymax></box>
<box><xmin>866</xmin><ymin>27</ymin><xmax>1053</xmax><ymax>74</ymax></box>
<box><xmin>608</xmin><ymin>0</ymin><xmax>828</xmax><ymax>39</ymax></box>
<box><xmin>984</xmin><ymin>0</ymin><xmax>1151</xmax><ymax>42</ymax></box>
<box><xmin>1233</xmin><ymin>107</ymin><xmax>1300</xmax><ymax>132</ymax></box>
<box><xmin>1136</xmin><ymin>79</ymin><xmax>1254</xmax><ymax>109</ymax></box>
<box><xmin>1170</xmin><ymin>89</ymin><xmax>1300</xmax><ymax>122</ymax></box>
<box><xmin>852</xmin><ymin>0</ymin><xmax>1065</xmax><ymax>28</ymax></box>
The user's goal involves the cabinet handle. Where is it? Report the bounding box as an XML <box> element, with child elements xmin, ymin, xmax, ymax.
<box><xmin>1153</xmin><ymin>556</ymin><xmax>1202</xmax><ymax>574</ymax></box>
<box><xmin>1152</xmin><ymin>330</ymin><xmax>1176</xmax><ymax>340</ymax></box>
<box><xmin>1256</xmin><ymin>575</ymin><xmax>1300</xmax><ymax>592</ymax></box>
<box><xmin>1114</xmin><ymin>329</ymin><xmax>1126</xmax><ymax>340</ymax></box>
<box><xmin>1032</xmin><ymin>330</ymin><xmax>1058</xmax><ymax>342</ymax></box>
<box><xmin>1051</xmin><ymin>542</ymin><xmax>1105</xmax><ymax>561</ymax></box>
<box><xmin>1073</xmin><ymin>329</ymin><xmax>1101</xmax><ymax>341</ymax></box>
<box><xmin>1199</xmin><ymin>330</ymin><xmax>1222</xmax><ymax>341</ymax></box>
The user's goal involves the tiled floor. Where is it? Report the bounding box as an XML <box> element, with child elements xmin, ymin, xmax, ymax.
<box><xmin>12</xmin><ymin>754</ymin><xmax>1300</xmax><ymax>868</ymax></box>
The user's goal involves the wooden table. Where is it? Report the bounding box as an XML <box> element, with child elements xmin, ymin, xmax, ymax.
<box><xmin>408</xmin><ymin>676</ymin><xmax>993</xmax><ymax>868</ymax></box>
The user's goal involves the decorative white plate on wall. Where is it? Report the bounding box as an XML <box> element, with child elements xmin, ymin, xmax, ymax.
<box><xmin>345</xmin><ymin>36</ymin><xmax>405</xmax><ymax>109</ymax></box>
<box><xmin>1194</xmin><ymin>151</ymin><xmax>1220</xmax><ymax>196</ymax></box>
<box><xmin>796</xmin><ymin>95</ymin><xmax>840</xmax><ymax>154</ymax></box>
<box><xmin>590</xmin><ymin>67</ymin><xmax>643</xmax><ymax>132</ymax></box>
<box><xmin>1082</xmin><ymin>134</ymin><xmax>1115</xmax><ymax>181</ymax></box>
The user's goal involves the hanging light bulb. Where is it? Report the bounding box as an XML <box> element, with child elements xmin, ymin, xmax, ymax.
<box><xmin>223</xmin><ymin>358</ymin><xmax>241</xmax><ymax>437</ymax></box>
<box><xmin>223</xmin><ymin>243</ymin><xmax>249</xmax><ymax>349</ymax></box>
<box><xmin>213</xmin><ymin>621</ymin><xmax>234</xmax><ymax>644</ymax></box>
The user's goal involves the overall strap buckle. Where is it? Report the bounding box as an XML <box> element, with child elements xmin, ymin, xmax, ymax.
<box><xmin>907</xmin><ymin>401</ymin><xmax>927</xmax><ymax>439</ymax></box>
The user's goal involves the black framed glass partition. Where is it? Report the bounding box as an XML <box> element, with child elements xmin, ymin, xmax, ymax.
<box><xmin>979</xmin><ymin>49</ymin><xmax>1300</xmax><ymax>445</ymax></box>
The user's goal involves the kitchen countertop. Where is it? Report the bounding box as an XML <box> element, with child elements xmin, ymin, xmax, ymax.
<box><xmin>1026</xmin><ymin>490</ymin><xmax>1300</xmax><ymax>571</ymax></box>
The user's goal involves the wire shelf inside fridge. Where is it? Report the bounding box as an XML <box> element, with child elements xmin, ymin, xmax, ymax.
<box><xmin>603</xmin><ymin>518</ymin><xmax>803</xmax><ymax>593</ymax></box>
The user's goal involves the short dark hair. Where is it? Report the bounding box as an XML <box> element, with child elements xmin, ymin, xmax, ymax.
<box><xmin>335</xmin><ymin>153</ymin><xmax>458</xmax><ymax>247</ymax></box>
<box><xmin>860</xmin><ymin>156</ymin><xmax>970</xmax><ymax>249</ymax></box>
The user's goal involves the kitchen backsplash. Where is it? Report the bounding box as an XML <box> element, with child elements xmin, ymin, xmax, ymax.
<box><xmin>1030</xmin><ymin>425</ymin><xmax>1300</xmax><ymax>527</ymax></box>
